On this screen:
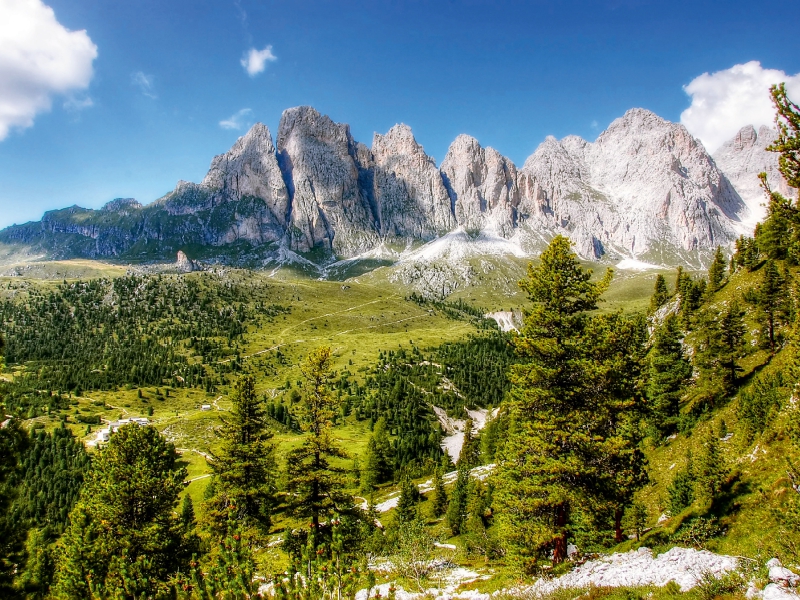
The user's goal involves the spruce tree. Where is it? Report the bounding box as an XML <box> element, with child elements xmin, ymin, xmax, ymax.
<box><xmin>180</xmin><ymin>495</ymin><xmax>196</xmax><ymax>532</ymax></box>
<box><xmin>446</xmin><ymin>464</ymin><xmax>470</xmax><ymax>536</ymax></box>
<box><xmin>695</xmin><ymin>426</ymin><xmax>728</xmax><ymax>506</ymax></box>
<box><xmin>457</xmin><ymin>417</ymin><xmax>479</xmax><ymax>469</ymax></box>
<box><xmin>360</xmin><ymin>417</ymin><xmax>392</xmax><ymax>492</ymax></box>
<box><xmin>430</xmin><ymin>468</ymin><xmax>448</xmax><ymax>518</ymax></box>
<box><xmin>285</xmin><ymin>347</ymin><xmax>351</xmax><ymax>546</ymax></box>
<box><xmin>757</xmin><ymin>259</ymin><xmax>788</xmax><ymax>352</ymax></box>
<box><xmin>395</xmin><ymin>474</ymin><xmax>419</xmax><ymax>524</ymax></box>
<box><xmin>695</xmin><ymin>300</ymin><xmax>747</xmax><ymax>397</ymax></box>
<box><xmin>205</xmin><ymin>374</ymin><xmax>276</xmax><ymax>540</ymax></box>
<box><xmin>52</xmin><ymin>425</ymin><xmax>188</xmax><ymax>599</ymax></box>
<box><xmin>649</xmin><ymin>274</ymin><xmax>671</xmax><ymax>313</ymax></box>
<box><xmin>708</xmin><ymin>246</ymin><xmax>727</xmax><ymax>292</ymax></box>
<box><xmin>647</xmin><ymin>314</ymin><xmax>691</xmax><ymax>439</ymax></box>
<box><xmin>494</xmin><ymin>235</ymin><xmax>622</xmax><ymax>566</ymax></box>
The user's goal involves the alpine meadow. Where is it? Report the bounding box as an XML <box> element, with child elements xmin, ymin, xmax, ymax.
<box><xmin>2</xmin><ymin>2</ymin><xmax>800</xmax><ymax>596</ymax></box>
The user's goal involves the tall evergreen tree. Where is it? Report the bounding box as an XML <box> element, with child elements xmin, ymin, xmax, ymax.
<box><xmin>647</xmin><ymin>314</ymin><xmax>692</xmax><ymax>439</ymax></box>
<box><xmin>286</xmin><ymin>347</ymin><xmax>351</xmax><ymax>546</ymax></box>
<box><xmin>708</xmin><ymin>246</ymin><xmax>727</xmax><ymax>292</ymax></box>
<box><xmin>494</xmin><ymin>235</ymin><xmax>619</xmax><ymax>567</ymax></box>
<box><xmin>205</xmin><ymin>375</ymin><xmax>276</xmax><ymax>540</ymax></box>
<box><xmin>695</xmin><ymin>426</ymin><xmax>728</xmax><ymax>506</ymax></box>
<box><xmin>446</xmin><ymin>464</ymin><xmax>470</xmax><ymax>536</ymax></box>
<box><xmin>395</xmin><ymin>474</ymin><xmax>419</xmax><ymax>524</ymax></box>
<box><xmin>360</xmin><ymin>417</ymin><xmax>392</xmax><ymax>492</ymax></box>
<box><xmin>52</xmin><ymin>425</ymin><xmax>188</xmax><ymax>599</ymax></box>
<box><xmin>649</xmin><ymin>274</ymin><xmax>671</xmax><ymax>313</ymax></box>
<box><xmin>430</xmin><ymin>468</ymin><xmax>448</xmax><ymax>518</ymax></box>
<box><xmin>457</xmin><ymin>418</ymin><xmax>479</xmax><ymax>470</ymax></box>
<box><xmin>695</xmin><ymin>300</ymin><xmax>747</xmax><ymax>397</ymax></box>
<box><xmin>757</xmin><ymin>259</ymin><xmax>788</xmax><ymax>352</ymax></box>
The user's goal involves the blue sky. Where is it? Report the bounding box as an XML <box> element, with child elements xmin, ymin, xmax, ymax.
<box><xmin>1</xmin><ymin>0</ymin><xmax>799</xmax><ymax>229</ymax></box>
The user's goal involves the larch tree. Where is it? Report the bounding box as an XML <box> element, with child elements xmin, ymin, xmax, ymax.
<box><xmin>285</xmin><ymin>346</ymin><xmax>351</xmax><ymax>546</ymax></box>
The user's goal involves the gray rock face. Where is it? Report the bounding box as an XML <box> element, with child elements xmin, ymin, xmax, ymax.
<box><xmin>713</xmin><ymin>125</ymin><xmax>797</xmax><ymax>227</ymax></box>
<box><xmin>277</xmin><ymin>106</ymin><xmax>378</xmax><ymax>255</ymax></box>
<box><xmin>517</xmin><ymin>109</ymin><xmax>746</xmax><ymax>259</ymax></box>
<box><xmin>1</xmin><ymin>105</ymin><xmax>774</xmax><ymax>267</ymax></box>
<box><xmin>372</xmin><ymin>124</ymin><xmax>454</xmax><ymax>240</ymax></box>
<box><xmin>440</xmin><ymin>135</ymin><xmax>519</xmax><ymax>237</ymax></box>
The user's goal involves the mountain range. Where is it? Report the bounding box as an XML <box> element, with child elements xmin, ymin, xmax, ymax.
<box><xmin>0</xmin><ymin>105</ymin><xmax>793</xmax><ymax>272</ymax></box>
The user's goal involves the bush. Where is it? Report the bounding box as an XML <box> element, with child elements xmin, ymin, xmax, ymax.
<box><xmin>670</xmin><ymin>517</ymin><xmax>722</xmax><ymax>549</ymax></box>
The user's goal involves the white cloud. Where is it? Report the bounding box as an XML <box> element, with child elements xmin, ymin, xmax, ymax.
<box><xmin>0</xmin><ymin>0</ymin><xmax>97</xmax><ymax>140</ymax></box>
<box><xmin>131</xmin><ymin>71</ymin><xmax>157</xmax><ymax>99</ymax></box>
<box><xmin>219</xmin><ymin>108</ymin><xmax>253</xmax><ymax>130</ymax></box>
<box><xmin>241</xmin><ymin>45</ymin><xmax>277</xmax><ymax>77</ymax></box>
<box><xmin>680</xmin><ymin>61</ymin><xmax>800</xmax><ymax>152</ymax></box>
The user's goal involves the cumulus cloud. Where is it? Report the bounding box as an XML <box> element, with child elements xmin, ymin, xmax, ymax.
<box><xmin>131</xmin><ymin>71</ymin><xmax>157</xmax><ymax>99</ymax></box>
<box><xmin>241</xmin><ymin>45</ymin><xmax>277</xmax><ymax>77</ymax></box>
<box><xmin>0</xmin><ymin>0</ymin><xmax>97</xmax><ymax>140</ymax></box>
<box><xmin>680</xmin><ymin>61</ymin><xmax>800</xmax><ymax>152</ymax></box>
<box><xmin>219</xmin><ymin>108</ymin><xmax>253</xmax><ymax>130</ymax></box>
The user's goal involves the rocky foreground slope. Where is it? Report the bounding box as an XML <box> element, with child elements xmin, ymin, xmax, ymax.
<box><xmin>0</xmin><ymin>106</ymin><xmax>791</xmax><ymax>268</ymax></box>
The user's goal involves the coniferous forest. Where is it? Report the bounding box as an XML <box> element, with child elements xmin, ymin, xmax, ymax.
<box><xmin>0</xmin><ymin>85</ymin><xmax>799</xmax><ymax>598</ymax></box>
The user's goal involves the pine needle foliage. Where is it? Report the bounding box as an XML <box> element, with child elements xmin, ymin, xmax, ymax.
<box><xmin>205</xmin><ymin>375</ymin><xmax>277</xmax><ymax>541</ymax></box>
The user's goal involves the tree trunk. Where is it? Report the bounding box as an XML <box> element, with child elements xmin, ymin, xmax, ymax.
<box><xmin>552</xmin><ymin>504</ymin><xmax>569</xmax><ymax>564</ymax></box>
<box><xmin>614</xmin><ymin>507</ymin><xmax>624</xmax><ymax>543</ymax></box>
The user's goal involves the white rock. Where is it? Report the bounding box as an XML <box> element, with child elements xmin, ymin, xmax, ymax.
<box><xmin>763</xmin><ymin>583</ymin><xmax>800</xmax><ymax>600</ymax></box>
<box><xmin>713</xmin><ymin>125</ymin><xmax>797</xmax><ymax>228</ymax></box>
<box><xmin>770</xmin><ymin>566</ymin><xmax>800</xmax><ymax>587</ymax></box>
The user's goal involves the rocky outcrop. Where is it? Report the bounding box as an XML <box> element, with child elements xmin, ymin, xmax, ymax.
<box><xmin>441</xmin><ymin>135</ymin><xmax>519</xmax><ymax>236</ymax></box>
<box><xmin>372</xmin><ymin>124</ymin><xmax>454</xmax><ymax>240</ymax></box>
<box><xmin>713</xmin><ymin>125</ymin><xmax>797</xmax><ymax>226</ymax></box>
<box><xmin>277</xmin><ymin>106</ymin><xmax>379</xmax><ymax>255</ymax></box>
<box><xmin>517</xmin><ymin>109</ymin><xmax>746</xmax><ymax>259</ymax></box>
<box><xmin>175</xmin><ymin>250</ymin><xmax>197</xmax><ymax>272</ymax></box>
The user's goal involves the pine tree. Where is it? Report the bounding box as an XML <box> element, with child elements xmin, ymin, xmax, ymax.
<box><xmin>52</xmin><ymin>425</ymin><xmax>188</xmax><ymax>599</ymax></box>
<box><xmin>457</xmin><ymin>418</ymin><xmax>479</xmax><ymax>469</ymax></box>
<box><xmin>395</xmin><ymin>474</ymin><xmax>419</xmax><ymax>524</ymax></box>
<box><xmin>430</xmin><ymin>468</ymin><xmax>448</xmax><ymax>518</ymax></box>
<box><xmin>494</xmin><ymin>235</ymin><xmax>623</xmax><ymax>567</ymax></box>
<box><xmin>757</xmin><ymin>259</ymin><xmax>788</xmax><ymax>352</ymax></box>
<box><xmin>446</xmin><ymin>464</ymin><xmax>470</xmax><ymax>536</ymax></box>
<box><xmin>180</xmin><ymin>495</ymin><xmax>196</xmax><ymax>532</ymax></box>
<box><xmin>360</xmin><ymin>417</ymin><xmax>392</xmax><ymax>492</ymax></box>
<box><xmin>768</xmin><ymin>83</ymin><xmax>800</xmax><ymax>189</ymax></box>
<box><xmin>708</xmin><ymin>246</ymin><xmax>727</xmax><ymax>292</ymax></box>
<box><xmin>286</xmin><ymin>347</ymin><xmax>351</xmax><ymax>547</ymax></box>
<box><xmin>695</xmin><ymin>300</ymin><xmax>747</xmax><ymax>397</ymax></box>
<box><xmin>647</xmin><ymin>314</ymin><xmax>691</xmax><ymax>439</ymax></box>
<box><xmin>649</xmin><ymin>274</ymin><xmax>671</xmax><ymax>312</ymax></box>
<box><xmin>205</xmin><ymin>375</ymin><xmax>276</xmax><ymax>540</ymax></box>
<box><xmin>695</xmin><ymin>426</ymin><xmax>728</xmax><ymax>506</ymax></box>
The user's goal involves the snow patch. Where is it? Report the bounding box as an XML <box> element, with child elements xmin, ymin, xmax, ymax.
<box><xmin>616</xmin><ymin>258</ymin><xmax>662</xmax><ymax>271</ymax></box>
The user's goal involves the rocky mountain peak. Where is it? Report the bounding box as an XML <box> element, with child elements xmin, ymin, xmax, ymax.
<box><xmin>713</xmin><ymin>124</ymin><xmax>797</xmax><ymax>226</ymax></box>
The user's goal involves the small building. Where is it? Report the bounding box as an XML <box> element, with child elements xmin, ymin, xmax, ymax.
<box><xmin>201</xmin><ymin>404</ymin><xmax>212</xmax><ymax>411</ymax></box>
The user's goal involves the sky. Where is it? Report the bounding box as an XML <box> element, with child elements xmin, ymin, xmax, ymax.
<box><xmin>0</xmin><ymin>0</ymin><xmax>799</xmax><ymax>229</ymax></box>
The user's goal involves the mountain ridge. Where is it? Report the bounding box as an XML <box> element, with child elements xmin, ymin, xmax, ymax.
<box><xmin>0</xmin><ymin>106</ymin><xmax>789</xmax><ymax>272</ymax></box>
